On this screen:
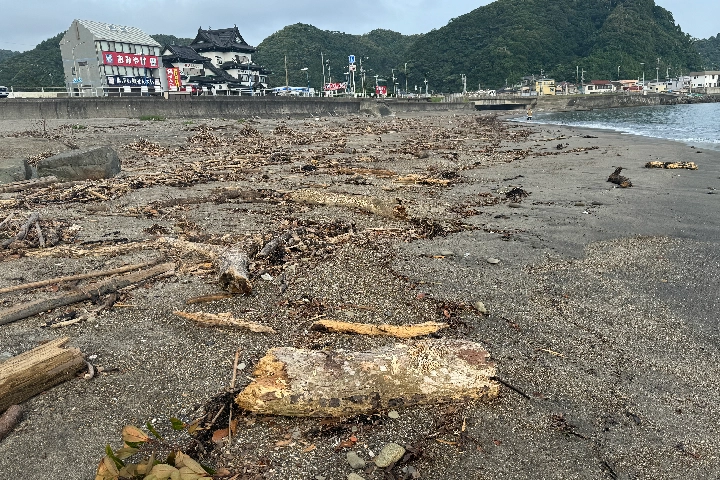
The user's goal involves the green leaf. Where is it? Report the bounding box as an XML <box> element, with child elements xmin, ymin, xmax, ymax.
<box><xmin>146</xmin><ymin>421</ymin><xmax>164</xmax><ymax>440</ymax></box>
<box><xmin>105</xmin><ymin>445</ymin><xmax>126</xmax><ymax>469</ymax></box>
<box><xmin>170</xmin><ymin>417</ymin><xmax>186</xmax><ymax>431</ymax></box>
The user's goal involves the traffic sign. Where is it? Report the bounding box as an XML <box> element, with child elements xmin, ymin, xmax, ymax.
<box><xmin>348</xmin><ymin>55</ymin><xmax>355</xmax><ymax>64</ymax></box>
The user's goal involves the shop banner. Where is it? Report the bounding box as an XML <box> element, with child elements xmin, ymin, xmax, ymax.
<box><xmin>324</xmin><ymin>82</ymin><xmax>347</xmax><ymax>91</ymax></box>
<box><xmin>375</xmin><ymin>85</ymin><xmax>387</xmax><ymax>96</ymax></box>
<box><xmin>106</xmin><ymin>75</ymin><xmax>158</xmax><ymax>87</ymax></box>
<box><xmin>166</xmin><ymin>67</ymin><xmax>182</xmax><ymax>90</ymax></box>
<box><xmin>102</xmin><ymin>51</ymin><xmax>159</xmax><ymax>69</ymax></box>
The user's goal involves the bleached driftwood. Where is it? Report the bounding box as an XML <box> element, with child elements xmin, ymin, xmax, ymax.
<box><xmin>174</xmin><ymin>311</ymin><xmax>275</xmax><ymax>333</ymax></box>
<box><xmin>0</xmin><ymin>338</ymin><xmax>86</xmax><ymax>413</ymax></box>
<box><xmin>311</xmin><ymin>319</ymin><xmax>449</xmax><ymax>338</ymax></box>
<box><xmin>235</xmin><ymin>339</ymin><xmax>499</xmax><ymax>417</ymax></box>
<box><xmin>288</xmin><ymin>189</ymin><xmax>405</xmax><ymax>218</ymax></box>
<box><xmin>645</xmin><ymin>161</ymin><xmax>698</xmax><ymax>170</ymax></box>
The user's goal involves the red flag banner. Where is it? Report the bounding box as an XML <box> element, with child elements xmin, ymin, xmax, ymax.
<box><xmin>166</xmin><ymin>67</ymin><xmax>181</xmax><ymax>90</ymax></box>
<box><xmin>375</xmin><ymin>85</ymin><xmax>387</xmax><ymax>96</ymax></box>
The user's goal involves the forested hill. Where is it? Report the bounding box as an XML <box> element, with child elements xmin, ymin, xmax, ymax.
<box><xmin>0</xmin><ymin>34</ymin><xmax>64</xmax><ymax>88</ymax></box>
<box><xmin>253</xmin><ymin>24</ymin><xmax>421</xmax><ymax>90</ymax></box>
<box><xmin>0</xmin><ymin>49</ymin><xmax>20</xmax><ymax>63</ymax></box>
<box><xmin>403</xmin><ymin>0</ymin><xmax>702</xmax><ymax>91</ymax></box>
<box><xmin>695</xmin><ymin>34</ymin><xmax>720</xmax><ymax>69</ymax></box>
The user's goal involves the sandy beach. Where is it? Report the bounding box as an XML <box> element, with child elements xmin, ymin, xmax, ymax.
<box><xmin>0</xmin><ymin>110</ymin><xmax>719</xmax><ymax>480</ymax></box>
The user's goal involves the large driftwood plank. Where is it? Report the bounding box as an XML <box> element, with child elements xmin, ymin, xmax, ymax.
<box><xmin>0</xmin><ymin>262</ymin><xmax>174</xmax><ymax>325</ymax></box>
<box><xmin>0</xmin><ymin>338</ymin><xmax>86</xmax><ymax>413</ymax></box>
<box><xmin>235</xmin><ymin>339</ymin><xmax>498</xmax><ymax>417</ymax></box>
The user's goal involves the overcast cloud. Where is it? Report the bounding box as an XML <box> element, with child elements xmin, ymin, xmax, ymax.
<box><xmin>0</xmin><ymin>0</ymin><xmax>717</xmax><ymax>52</ymax></box>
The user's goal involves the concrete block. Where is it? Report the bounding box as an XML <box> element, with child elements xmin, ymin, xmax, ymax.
<box><xmin>0</xmin><ymin>158</ymin><xmax>32</xmax><ymax>184</ymax></box>
<box><xmin>37</xmin><ymin>146</ymin><xmax>121</xmax><ymax>181</ymax></box>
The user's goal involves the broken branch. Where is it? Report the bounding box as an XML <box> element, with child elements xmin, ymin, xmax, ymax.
<box><xmin>311</xmin><ymin>319</ymin><xmax>449</xmax><ymax>338</ymax></box>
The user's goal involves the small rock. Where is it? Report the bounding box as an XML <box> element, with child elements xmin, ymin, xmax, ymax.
<box><xmin>347</xmin><ymin>474</ymin><xmax>365</xmax><ymax>480</ymax></box>
<box><xmin>486</xmin><ymin>257</ymin><xmax>500</xmax><ymax>265</ymax></box>
<box><xmin>473</xmin><ymin>302</ymin><xmax>488</xmax><ymax>314</ymax></box>
<box><xmin>260</xmin><ymin>273</ymin><xmax>273</xmax><ymax>281</ymax></box>
<box><xmin>591</xmin><ymin>201</ymin><xmax>604</xmax><ymax>206</ymax></box>
<box><xmin>236</xmin><ymin>362</ymin><xmax>247</xmax><ymax>370</ymax></box>
<box><xmin>374</xmin><ymin>443</ymin><xmax>406</xmax><ymax>468</ymax></box>
<box><xmin>388</xmin><ymin>410</ymin><xmax>400</xmax><ymax>419</ymax></box>
<box><xmin>346</xmin><ymin>451</ymin><xmax>366</xmax><ymax>470</ymax></box>
<box><xmin>438</xmin><ymin>250</ymin><xmax>455</xmax><ymax>257</ymax></box>
<box><xmin>574</xmin><ymin>202</ymin><xmax>586</xmax><ymax>207</ymax></box>
<box><xmin>508</xmin><ymin>202</ymin><xmax>522</xmax><ymax>208</ymax></box>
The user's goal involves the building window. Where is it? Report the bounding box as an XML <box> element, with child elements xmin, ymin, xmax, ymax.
<box><xmin>123</xmin><ymin>43</ymin><xmax>131</xmax><ymax>53</ymax></box>
<box><xmin>115</xmin><ymin>43</ymin><xmax>123</xmax><ymax>53</ymax></box>
<box><xmin>141</xmin><ymin>45</ymin><xmax>149</xmax><ymax>55</ymax></box>
<box><xmin>100</xmin><ymin>41</ymin><xmax>109</xmax><ymax>51</ymax></box>
<box><xmin>153</xmin><ymin>47</ymin><xmax>160</xmax><ymax>56</ymax></box>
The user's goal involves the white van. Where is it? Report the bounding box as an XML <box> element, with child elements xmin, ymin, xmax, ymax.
<box><xmin>0</xmin><ymin>86</ymin><xmax>8</xmax><ymax>98</ymax></box>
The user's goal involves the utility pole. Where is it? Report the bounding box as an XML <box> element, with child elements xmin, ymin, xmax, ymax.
<box><xmin>617</xmin><ymin>65</ymin><xmax>620</xmax><ymax>81</ymax></box>
<box><xmin>321</xmin><ymin>52</ymin><xmax>325</xmax><ymax>96</ymax></box>
<box><xmin>391</xmin><ymin>69</ymin><xmax>396</xmax><ymax>96</ymax></box>
<box><xmin>284</xmin><ymin>55</ymin><xmax>288</xmax><ymax>88</ymax></box>
<box><xmin>461</xmin><ymin>73</ymin><xmax>467</xmax><ymax>94</ymax></box>
<box><xmin>581</xmin><ymin>69</ymin><xmax>585</xmax><ymax>93</ymax></box>
<box><xmin>640</xmin><ymin>62</ymin><xmax>645</xmax><ymax>89</ymax></box>
<box><xmin>404</xmin><ymin>62</ymin><xmax>408</xmax><ymax>96</ymax></box>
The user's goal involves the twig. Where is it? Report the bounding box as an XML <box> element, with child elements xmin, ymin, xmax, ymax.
<box><xmin>0</xmin><ymin>261</ymin><xmax>160</xmax><ymax>295</ymax></box>
<box><xmin>84</xmin><ymin>361</ymin><xmax>96</xmax><ymax>380</ymax></box>
<box><xmin>208</xmin><ymin>405</ymin><xmax>225</xmax><ymax>429</ymax></box>
<box><xmin>230</xmin><ymin>347</ymin><xmax>242</xmax><ymax>391</ymax></box>
<box><xmin>1</xmin><ymin>211</ymin><xmax>39</xmax><ymax>248</ymax></box>
<box><xmin>0</xmin><ymin>405</ymin><xmax>23</xmax><ymax>441</ymax></box>
<box><xmin>491</xmin><ymin>376</ymin><xmax>531</xmax><ymax>400</ymax></box>
<box><xmin>34</xmin><ymin>221</ymin><xmax>45</xmax><ymax>248</ymax></box>
<box><xmin>0</xmin><ymin>214</ymin><xmax>13</xmax><ymax>231</ymax></box>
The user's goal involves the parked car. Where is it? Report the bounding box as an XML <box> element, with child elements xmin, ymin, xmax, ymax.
<box><xmin>0</xmin><ymin>86</ymin><xmax>9</xmax><ymax>98</ymax></box>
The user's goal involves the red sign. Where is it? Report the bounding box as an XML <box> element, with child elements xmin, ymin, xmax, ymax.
<box><xmin>166</xmin><ymin>67</ymin><xmax>181</xmax><ymax>90</ymax></box>
<box><xmin>375</xmin><ymin>85</ymin><xmax>387</xmax><ymax>96</ymax></box>
<box><xmin>102</xmin><ymin>51</ymin><xmax>159</xmax><ymax>69</ymax></box>
<box><xmin>324</xmin><ymin>82</ymin><xmax>347</xmax><ymax>91</ymax></box>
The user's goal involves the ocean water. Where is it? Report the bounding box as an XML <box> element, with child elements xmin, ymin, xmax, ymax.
<box><xmin>518</xmin><ymin>103</ymin><xmax>720</xmax><ymax>152</ymax></box>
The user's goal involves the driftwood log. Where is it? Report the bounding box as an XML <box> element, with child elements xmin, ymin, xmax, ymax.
<box><xmin>235</xmin><ymin>339</ymin><xmax>499</xmax><ymax>417</ymax></box>
<box><xmin>0</xmin><ymin>262</ymin><xmax>174</xmax><ymax>326</ymax></box>
<box><xmin>217</xmin><ymin>248</ymin><xmax>252</xmax><ymax>294</ymax></box>
<box><xmin>607</xmin><ymin>167</ymin><xmax>632</xmax><ymax>187</ymax></box>
<box><xmin>0</xmin><ymin>338</ymin><xmax>86</xmax><ymax>413</ymax></box>
<box><xmin>311</xmin><ymin>319</ymin><xmax>449</xmax><ymax>338</ymax></box>
<box><xmin>645</xmin><ymin>161</ymin><xmax>698</xmax><ymax>170</ymax></box>
<box><xmin>288</xmin><ymin>189</ymin><xmax>406</xmax><ymax>218</ymax></box>
<box><xmin>159</xmin><ymin>238</ymin><xmax>252</xmax><ymax>295</ymax></box>
<box><xmin>0</xmin><ymin>176</ymin><xmax>58</xmax><ymax>194</ymax></box>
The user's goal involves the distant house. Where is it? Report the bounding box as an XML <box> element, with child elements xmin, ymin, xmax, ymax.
<box><xmin>689</xmin><ymin>71</ymin><xmax>720</xmax><ymax>89</ymax></box>
<box><xmin>535</xmin><ymin>78</ymin><xmax>555</xmax><ymax>95</ymax></box>
<box><xmin>187</xmin><ymin>26</ymin><xmax>269</xmax><ymax>92</ymax></box>
<box><xmin>584</xmin><ymin>80</ymin><xmax>614</xmax><ymax>94</ymax></box>
<box><xmin>161</xmin><ymin>44</ymin><xmax>238</xmax><ymax>94</ymax></box>
<box><xmin>555</xmin><ymin>82</ymin><xmax>578</xmax><ymax>95</ymax></box>
<box><xmin>59</xmin><ymin>19</ymin><xmax>162</xmax><ymax>96</ymax></box>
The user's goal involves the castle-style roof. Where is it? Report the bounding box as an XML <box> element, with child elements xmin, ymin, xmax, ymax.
<box><xmin>190</xmin><ymin>26</ymin><xmax>255</xmax><ymax>53</ymax></box>
<box><xmin>162</xmin><ymin>44</ymin><xmax>207</xmax><ymax>63</ymax></box>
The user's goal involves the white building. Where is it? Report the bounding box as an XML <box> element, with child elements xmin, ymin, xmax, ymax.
<box><xmin>59</xmin><ymin>19</ymin><xmax>162</xmax><ymax>96</ymax></box>
<box><xmin>689</xmin><ymin>71</ymin><xmax>720</xmax><ymax>89</ymax></box>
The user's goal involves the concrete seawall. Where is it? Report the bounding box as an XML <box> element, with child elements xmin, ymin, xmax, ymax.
<box><xmin>0</xmin><ymin>96</ymin><xmax>474</xmax><ymax>120</ymax></box>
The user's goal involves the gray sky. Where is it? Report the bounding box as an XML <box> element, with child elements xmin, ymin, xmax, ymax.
<box><xmin>0</xmin><ymin>0</ymin><xmax>717</xmax><ymax>52</ymax></box>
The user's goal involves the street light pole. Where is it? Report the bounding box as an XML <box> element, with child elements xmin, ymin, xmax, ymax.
<box><xmin>391</xmin><ymin>69</ymin><xmax>396</xmax><ymax>96</ymax></box>
<box><xmin>300</xmin><ymin>67</ymin><xmax>309</xmax><ymax>94</ymax></box>
<box><xmin>640</xmin><ymin>62</ymin><xmax>645</xmax><ymax>90</ymax></box>
<box><xmin>617</xmin><ymin>65</ymin><xmax>620</xmax><ymax>81</ymax></box>
<box><xmin>404</xmin><ymin>62</ymin><xmax>408</xmax><ymax>96</ymax></box>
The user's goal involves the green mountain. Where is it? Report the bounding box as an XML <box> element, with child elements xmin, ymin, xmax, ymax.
<box><xmin>150</xmin><ymin>34</ymin><xmax>193</xmax><ymax>48</ymax></box>
<box><xmin>0</xmin><ymin>49</ymin><xmax>20</xmax><ymax>63</ymax></box>
<box><xmin>695</xmin><ymin>34</ymin><xmax>720</xmax><ymax>70</ymax></box>
<box><xmin>253</xmin><ymin>24</ymin><xmax>421</xmax><ymax>91</ymax></box>
<box><xmin>403</xmin><ymin>0</ymin><xmax>702</xmax><ymax>91</ymax></box>
<box><xmin>0</xmin><ymin>34</ymin><xmax>64</xmax><ymax>88</ymax></box>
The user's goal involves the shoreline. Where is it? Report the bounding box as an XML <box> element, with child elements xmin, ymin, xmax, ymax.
<box><xmin>1</xmin><ymin>112</ymin><xmax>719</xmax><ymax>479</ymax></box>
